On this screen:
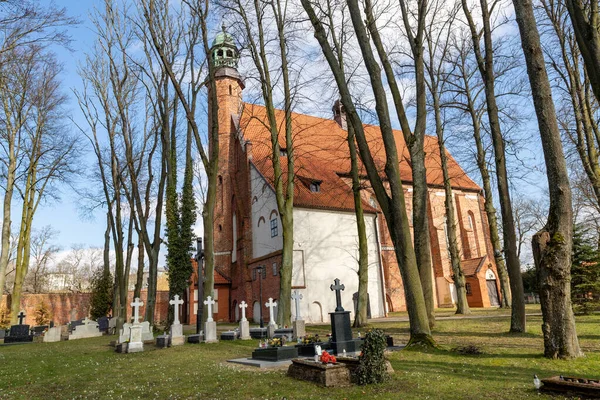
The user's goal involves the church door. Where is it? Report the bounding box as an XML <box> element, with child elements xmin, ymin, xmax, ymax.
<box><xmin>486</xmin><ymin>280</ymin><xmax>500</xmax><ymax>307</ymax></box>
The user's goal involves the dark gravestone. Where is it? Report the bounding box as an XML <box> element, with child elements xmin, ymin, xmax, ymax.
<box><xmin>249</xmin><ymin>327</ymin><xmax>267</xmax><ymax>339</ymax></box>
<box><xmin>251</xmin><ymin>346</ymin><xmax>298</xmax><ymax>361</ymax></box>
<box><xmin>295</xmin><ymin>342</ymin><xmax>332</xmax><ymax>357</ymax></box>
<box><xmin>5</xmin><ymin>325</ymin><xmax>33</xmax><ymax>343</ymax></box>
<box><xmin>69</xmin><ymin>319</ymin><xmax>84</xmax><ymax>333</ymax></box>
<box><xmin>5</xmin><ymin>311</ymin><xmax>33</xmax><ymax>344</ymax></box>
<box><xmin>220</xmin><ymin>331</ymin><xmax>238</xmax><ymax>341</ymax></box>
<box><xmin>187</xmin><ymin>333</ymin><xmax>204</xmax><ymax>344</ymax></box>
<box><xmin>32</xmin><ymin>326</ymin><xmax>48</xmax><ymax>336</ymax></box>
<box><xmin>329</xmin><ymin>279</ymin><xmax>362</xmax><ymax>355</ymax></box>
<box><xmin>352</xmin><ymin>292</ymin><xmax>372</xmax><ymax>319</ymax></box>
<box><xmin>97</xmin><ymin>317</ymin><xmax>109</xmax><ymax>333</ymax></box>
<box><xmin>274</xmin><ymin>328</ymin><xmax>293</xmax><ymax>342</ymax></box>
<box><xmin>156</xmin><ymin>335</ymin><xmax>171</xmax><ymax>348</ymax></box>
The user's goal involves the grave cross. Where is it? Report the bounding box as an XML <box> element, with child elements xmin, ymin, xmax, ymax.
<box><xmin>131</xmin><ymin>297</ymin><xmax>144</xmax><ymax>324</ymax></box>
<box><xmin>330</xmin><ymin>278</ymin><xmax>345</xmax><ymax>312</ymax></box>
<box><xmin>82</xmin><ymin>317</ymin><xmax>92</xmax><ymax>325</ymax></box>
<box><xmin>239</xmin><ymin>301</ymin><xmax>248</xmax><ymax>321</ymax></box>
<box><xmin>204</xmin><ymin>296</ymin><xmax>216</xmax><ymax>322</ymax></box>
<box><xmin>17</xmin><ymin>311</ymin><xmax>26</xmax><ymax>325</ymax></box>
<box><xmin>291</xmin><ymin>290</ymin><xmax>303</xmax><ymax>321</ymax></box>
<box><xmin>265</xmin><ymin>297</ymin><xmax>277</xmax><ymax>326</ymax></box>
<box><xmin>169</xmin><ymin>295</ymin><xmax>184</xmax><ymax>325</ymax></box>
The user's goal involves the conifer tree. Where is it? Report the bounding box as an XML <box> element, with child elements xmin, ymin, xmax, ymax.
<box><xmin>571</xmin><ymin>224</ymin><xmax>600</xmax><ymax>314</ymax></box>
<box><xmin>89</xmin><ymin>267</ymin><xmax>113</xmax><ymax>320</ymax></box>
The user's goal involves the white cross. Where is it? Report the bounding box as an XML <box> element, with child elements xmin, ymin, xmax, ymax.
<box><xmin>131</xmin><ymin>297</ymin><xmax>144</xmax><ymax>324</ymax></box>
<box><xmin>82</xmin><ymin>317</ymin><xmax>93</xmax><ymax>325</ymax></box>
<box><xmin>265</xmin><ymin>297</ymin><xmax>277</xmax><ymax>325</ymax></box>
<box><xmin>291</xmin><ymin>290</ymin><xmax>303</xmax><ymax>321</ymax></box>
<box><xmin>239</xmin><ymin>301</ymin><xmax>248</xmax><ymax>322</ymax></box>
<box><xmin>204</xmin><ymin>296</ymin><xmax>216</xmax><ymax>322</ymax></box>
<box><xmin>169</xmin><ymin>294</ymin><xmax>184</xmax><ymax>325</ymax></box>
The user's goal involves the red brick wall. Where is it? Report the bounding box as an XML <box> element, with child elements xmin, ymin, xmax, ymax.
<box><xmin>2</xmin><ymin>290</ymin><xmax>170</xmax><ymax>326</ymax></box>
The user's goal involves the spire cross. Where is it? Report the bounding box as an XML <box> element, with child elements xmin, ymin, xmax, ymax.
<box><xmin>17</xmin><ymin>311</ymin><xmax>26</xmax><ymax>325</ymax></box>
<box><xmin>330</xmin><ymin>278</ymin><xmax>345</xmax><ymax>312</ymax></box>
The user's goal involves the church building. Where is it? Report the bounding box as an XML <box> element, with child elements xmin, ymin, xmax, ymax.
<box><xmin>188</xmin><ymin>27</ymin><xmax>503</xmax><ymax>324</ymax></box>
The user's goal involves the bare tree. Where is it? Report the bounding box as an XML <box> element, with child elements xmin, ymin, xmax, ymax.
<box><xmin>9</xmin><ymin>49</ymin><xmax>80</xmax><ymax>324</ymax></box>
<box><xmin>24</xmin><ymin>225</ymin><xmax>60</xmax><ymax>294</ymax></box>
<box><xmin>461</xmin><ymin>0</ymin><xmax>526</xmax><ymax>332</ymax></box>
<box><xmin>511</xmin><ymin>0</ymin><xmax>582</xmax><ymax>359</ymax></box>
<box><xmin>302</xmin><ymin>0</ymin><xmax>434</xmax><ymax>345</ymax></box>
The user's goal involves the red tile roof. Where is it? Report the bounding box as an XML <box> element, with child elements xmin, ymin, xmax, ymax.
<box><xmin>191</xmin><ymin>259</ymin><xmax>231</xmax><ymax>285</ymax></box>
<box><xmin>239</xmin><ymin>104</ymin><xmax>481</xmax><ymax>213</ymax></box>
<box><xmin>462</xmin><ymin>255</ymin><xmax>488</xmax><ymax>277</ymax></box>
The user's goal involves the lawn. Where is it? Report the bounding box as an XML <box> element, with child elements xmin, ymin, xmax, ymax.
<box><xmin>1</xmin><ymin>309</ymin><xmax>599</xmax><ymax>399</ymax></box>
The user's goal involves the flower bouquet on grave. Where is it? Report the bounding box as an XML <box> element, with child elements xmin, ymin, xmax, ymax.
<box><xmin>268</xmin><ymin>337</ymin><xmax>283</xmax><ymax>348</ymax></box>
<box><xmin>302</xmin><ymin>334</ymin><xmax>320</xmax><ymax>344</ymax></box>
<box><xmin>320</xmin><ymin>350</ymin><xmax>336</xmax><ymax>365</ymax></box>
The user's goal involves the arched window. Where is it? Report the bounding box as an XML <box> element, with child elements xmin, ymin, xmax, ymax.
<box><xmin>468</xmin><ymin>211</ymin><xmax>481</xmax><ymax>257</ymax></box>
<box><xmin>217</xmin><ymin>49</ymin><xmax>223</xmax><ymax>57</ymax></box>
<box><xmin>229</xmin><ymin>85</ymin><xmax>232</xmax><ymax>96</ymax></box>
<box><xmin>232</xmin><ymin>212</ymin><xmax>237</xmax><ymax>263</ymax></box>
<box><xmin>227</xmin><ymin>50</ymin><xmax>233</xmax><ymax>57</ymax></box>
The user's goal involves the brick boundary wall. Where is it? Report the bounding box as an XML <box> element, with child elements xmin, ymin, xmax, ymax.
<box><xmin>1</xmin><ymin>290</ymin><xmax>170</xmax><ymax>326</ymax></box>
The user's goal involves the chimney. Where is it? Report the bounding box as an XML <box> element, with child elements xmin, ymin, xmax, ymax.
<box><xmin>332</xmin><ymin>100</ymin><xmax>347</xmax><ymax>130</ymax></box>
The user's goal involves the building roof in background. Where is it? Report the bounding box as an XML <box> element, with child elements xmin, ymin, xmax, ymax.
<box><xmin>239</xmin><ymin>104</ymin><xmax>481</xmax><ymax>213</ymax></box>
<box><xmin>462</xmin><ymin>255</ymin><xmax>488</xmax><ymax>277</ymax></box>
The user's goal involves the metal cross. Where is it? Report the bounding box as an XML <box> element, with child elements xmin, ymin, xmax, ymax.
<box><xmin>239</xmin><ymin>301</ymin><xmax>248</xmax><ymax>321</ymax></box>
<box><xmin>330</xmin><ymin>278</ymin><xmax>345</xmax><ymax>312</ymax></box>
<box><xmin>131</xmin><ymin>297</ymin><xmax>144</xmax><ymax>324</ymax></box>
<box><xmin>17</xmin><ymin>311</ymin><xmax>26</xmax><ymax>325</ymax></box>
<box><xmin>204</xmin><ymin>296</ymin><xmax>216</xmax><ymax>322</ymax></box>
<box><xmin>291</xmin><ymin>290</ymin><xmax>303</xmax><ymax>321</ymax></box>
<box><xmin>169</xmin><ymin>294</ymin><xmax>184</xmax><ymax>325</ymax></box>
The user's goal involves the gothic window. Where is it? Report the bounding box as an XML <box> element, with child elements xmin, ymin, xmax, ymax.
<box><xmin>217</xmin><ymin>49</ymin><xmax>223</xmax><ymax>57</ymax></box>
<box><xmin>270</xmin><ymin>218</ymin><xmax>278</xmax><ymax>237</ymax></box>
<box><xmin>229</xmin><ymin>85</ymin><xmax>232</xmax><ymax>95</ymax></box>
<box><xmin>232</xmin><ymin>212</ymin><xmax>237</xmax><ymax>263</ymax></box>
<box><xmin>466</xmin><ymin>283</ymin><xmax>472</xmax><ymax>296</ymax></box>
<box><xmin>272</xmin><ymin>262</ymin><xmax>278</xmax><ymax>276</ymax></box>
<box><xmin>227</xmin><ymin>50</ymin><xmax>233</xmax><ymax>57</ymax></box>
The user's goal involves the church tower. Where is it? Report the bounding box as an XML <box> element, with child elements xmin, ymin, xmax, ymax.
<box><xmin>209</xmin><ymin>24</ymin><xmax>246</xmax><ymax>311</ymax></box>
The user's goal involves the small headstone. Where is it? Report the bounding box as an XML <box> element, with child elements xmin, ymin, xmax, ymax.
<box><xmin>156</xmin><ymin>334</ymin><xmax>171</xmax><ymax>349</ymax></box>
<box><xmin>98</xmin><ymin>316</ymin><xmax>109</xmax><ymax>333</ymax></box>
<box><xmin>238</xmin><ymin>301</ymin><xmax>250</xmax><ymax>340</ymax></box>
<box><xmin>0</xmin><ymin>329</ymin><xmax>5</xmax><ymax>340</ymax></box>
<box><xmin>69</xmin><ymin>318</ymin><xmax>102</xmax><ymax>340</ymax></box>
<box><xmin>108</xmin><ymin>317</ymin><xmax>117</xmax><ymax>335</ymax></box>
<box><xmin>249</xmin><ymin>327</ymin><xmax>267</xmax><ymax>339</ymax></box>
<box><xmin>140</xmin><ymin>321</ymin><xmax>154</xmax><ymax>342</ymax></box>
<box><xmin>32</xmin><ymin>325</ymin><xmax>48</xmax><ymax>336</ymax></box>
<box><xmin>187</xmin><ymin>332</ymin><xmax>204</xmax><ymax>344</ymax></box>
<box><xmin>220</xmin><ymin>330</ymin><xmax>238</xmax><ymax>340</ymax></box>
<box><xmin>43</xmin><ymin>326</ymin><xmax>62</xmax><ymax>343</ymax></box>
<box><xmin>274</xmin><ymin>328</ymin><xmax>293</xmax><ymax>342</ymax></box>
<box><xmin>293</xmin><ymin>320</ymin><xmax>306</xmax><ymax>341</ymax></box>
<box><xmin>127</xmin><ymin>325</ymin><xmax>143</xmax><ymax>353</ymax></box>
<box><xmin>69</xmin><ymin>319</ymin><xmax>84</xmax><ymax>333</ymax></box>
<box><xmin>119</xmin><ymin>323</ymin><xmax>132</xmax><ymax>344</ymax></box>
<box><xmin>204</xmin><ymin>296</ymin><xmax>218</xmax><ymax>343</ymax></box>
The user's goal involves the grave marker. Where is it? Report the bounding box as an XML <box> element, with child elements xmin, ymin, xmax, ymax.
<box><xmin>239</xmin><ymin>301</ymin><xmax>250</xmax><ymax>340</ymax></box>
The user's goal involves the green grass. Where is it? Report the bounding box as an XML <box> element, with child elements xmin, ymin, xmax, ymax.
<box><xmin>1</xmin><ymin>310</ymin><xmax>599</xmax><ymax>399</ymax></box>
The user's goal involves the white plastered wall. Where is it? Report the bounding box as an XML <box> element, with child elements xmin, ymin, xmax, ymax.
<box><xmin>291</xmin><ymin>208</ymin><xmax>385</xmax><ymax>323</ymax></box>
<box><xmin>250</xmin><ymin>164</ymin><xmax>283</xmax><ymax>258</ymax></box>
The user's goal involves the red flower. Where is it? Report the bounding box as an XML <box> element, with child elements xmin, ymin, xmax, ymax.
<box><xmin>320</xmin><ymin>351</ymin><xmax>337</xmax><ymax>364</ymax></box>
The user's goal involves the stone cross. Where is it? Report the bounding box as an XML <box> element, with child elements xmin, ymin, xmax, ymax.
<box><xmin>239</xmin><ymin>301</ymin><xmax>248</xmax><ymax>321</ymax></box>
<box><xmin>131</xmin><ymin>297</ymin><xmax>144</xmax><ymax>324</ymax></box>
<box><xmin>204</xmin><ymin>296</ymin><xmax>216</xmax><ymax>322</ymax></box>
<box><xmin>169</xmin><ymin>295</ymin><xmax>184</xmax><ymax>325</ymax></box>
<box><xmin>291</xmin><ymin>290</ymin><xmax>303</xmax><ymax>321</ymax></box>
<box><xmin>17</xmin><ymin>311</ymin><xmax>26</xmax><ymax>325</ymax></box>
<box><xmin>82</xmin><ymin>317</ymin><xmax>93</xmax><ymax>325</ymax></box>
<box><xmin>265</xmin><ymin>297</ymin><xmax>277</xmax><ymax>325</ymax></box>
<box><xmin>330</xmin><ymin>278</ymin><xmax>345</xmax><ymax>312</ymax></box>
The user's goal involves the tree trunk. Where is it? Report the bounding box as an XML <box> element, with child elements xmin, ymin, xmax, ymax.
<box><xmin>462</xmin><ymin>0</ymin><xmax>525</xmax><ymax>331</ymax></box>
<box><xmin>302</xmin><ymin>0</ymin><xmax>433</xmax><ymax>345</ymax></box>
<box><xmin>346</xmin><ymin>122</ymin><xmax>370</xmax><ymax>328</ymax></box>
<box><xmin>512</xmin><ymin>0</ymin><xmax>582</xmax><ymax>359</ymax></box>
<box><xmin>0</xmin><ymin>152</ymin><xmax>15</xmax><ymax>299</ymax></box>
<box><xmin>134</xmin><ymin>236</ymin><xmax>144</xmax><ymax>299</ymax></box>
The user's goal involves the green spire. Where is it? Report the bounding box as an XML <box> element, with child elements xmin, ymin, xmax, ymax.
<box><xmin>211</xmin><ymin>23</ymin><xmax>239</xmax><ymax>69</ymax></box>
